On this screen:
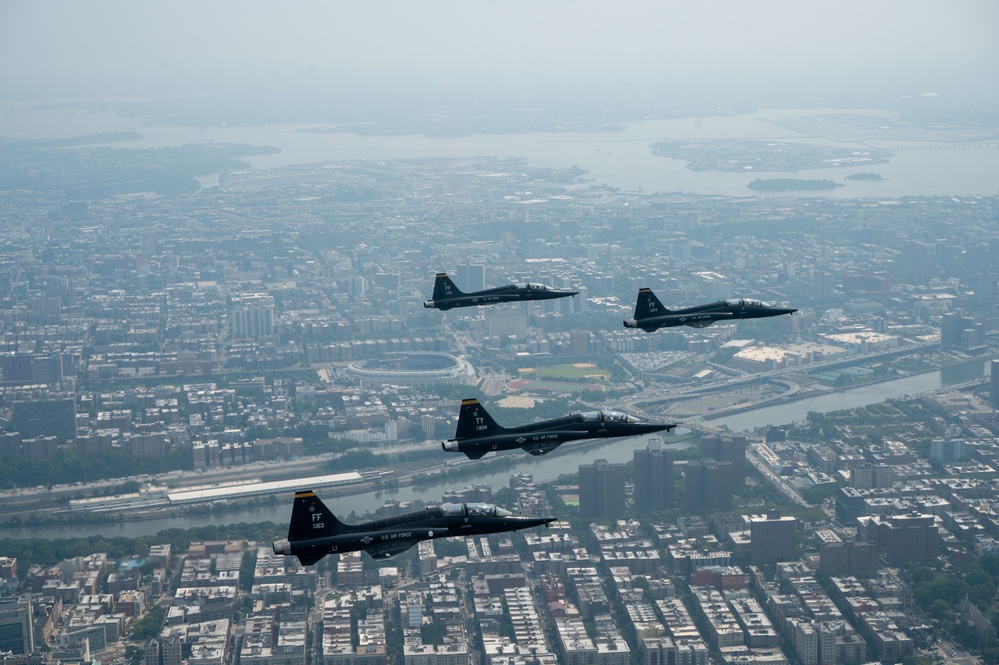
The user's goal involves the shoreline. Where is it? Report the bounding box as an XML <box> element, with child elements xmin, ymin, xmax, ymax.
<box><xmin>679</xmin><ymin>353</ymin><xmax>992</xmax><ymax>425</ymax></box>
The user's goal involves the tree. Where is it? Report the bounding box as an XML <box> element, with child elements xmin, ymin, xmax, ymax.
<box><xmin>131</xmin><ymin>606</ymin><xmax>165</xmax><ymax>641</ymax></box>
<box><xmin>928</xmin><ymin>599</ymin><xmax>951</xmax><ymax>621</ymax></box>
<box><xmin>125</xmin><ymin>646</ymin><xmax>144</xmax><ymax>665</ymax></box>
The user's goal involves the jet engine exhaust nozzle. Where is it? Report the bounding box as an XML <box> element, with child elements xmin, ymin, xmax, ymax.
<box><xmin>273</xmin><ymin>538</ymin><xmax>291</xmax><ymax>556</ymax></box>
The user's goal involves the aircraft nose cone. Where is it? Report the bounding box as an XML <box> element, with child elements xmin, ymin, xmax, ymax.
<box><xmin>639</xmin><ymin>422</ymin><xmax>677</xmax><ymax>434</ymax></box>
<box><xmin>516</xmin><ymin>516</ymin><xmax>556</xmax><ymax>529</ymax></box>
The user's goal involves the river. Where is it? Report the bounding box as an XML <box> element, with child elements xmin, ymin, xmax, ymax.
<box><xmin>2</xmin><ymin>105</ymin><xmax>998</xmax><ymax>198</ymax></box>
<box><xmin>1</xmin><ymin>359</ymin><xmax>990</xmax><ymax>541</ymax></box>
<box><xmin>711</xmin><ymin>358</ymin><xmax>991</xmax><ymax>433</ymax></box>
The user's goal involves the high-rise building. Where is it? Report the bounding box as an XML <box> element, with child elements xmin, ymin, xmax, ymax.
<box><xmin>818</xmin><ymin>540</ymin><xmax>877</xmax><ymax>576</ymax></box>
<box><xmin>0</xmin><ymin>597</ymin><xmax>34</xmax><ymax>654</ymax></box>
<box><xmin>850</xmin><ymin>463</ymin><xmax>894</xmax><ymax>490</ymax></box>
<box><xmin>940</xmin><ymin>311</ymin><xmax>982</xmax><ymax>350</ymax></box>
<box><xmin>812</xmin><ymin>271</ymin><xmax>834</xmax><ymax>302</ymax></box>
<box><xmin>485</xmin><ymin>308</ymin><xmax>526</xmax><ymax>337</ymax></box>
<box><xmin>991</xmin><ymin>360</ymin><xmax>999</xmax><ymax>408</ymax></box>
<box><xmin>29</xmin><ymin>356</ymin><xmax>63</xmax><ymax>385</ymax></box>
<box><xmin>570</xmin><ymin>330</ymin><xmax>591</xmax><ymax>356</ymax></box>
<box><xmin>579</xmin><ymin>458</ymin><xmax>626</xmax><ymax>519</ymax></box>
<box><xmin>230</xmin><ymin>294</ymin><xmax>275</xmax><ymax>339</ymax></box>
<box><xmin>161</xmin><ymin>636</ymin><xmax>182</xmax><ymax>665</ymax></box>
<box><xmin>685</xmin><ymin>460</ymin><xmax>733</xmax><ymax>512</ymax></box>
<box><xmin>420</xmin><ymin>414</ymin><xmax>436</xmax><ymax>440</ymax></box>
<box><xmin>142</xmin><ymin>639</ymin><xmax>160</xmax><ymax>665</ymax></box>
<box><xmin>0</xmin><ymin>354</ymin><xmax>33</xmax><ymax>383</ymax></box>
<box><xmin>634</xmin><ymin>440</ymin><xmax>674</xmax><ymax>512</ymax></box>
<box><xmin>857</xmin><ymin>512</ymin><xmax>938</xmax><ymax>563</ymax></box>
<box><xmin>973</xmin><ymin>272</ymin><xmax>996</xmax><ymax>307</ymax></box>
<box><xmin>21</xmin><ymin>436</ymin><xmax>59</xmax><ymax>461</ymax></box>
<box><xmin>930</xmin><ymin>439</ymin><xmax>966</xmax><ymax>463</ymax></box>
<box><xmin>13</xmin><ymin>397</ymin><xmax>77</xmax><ymax>444</ymax></box>
<box><xmin>456</xmin><ymin>262</ymin><xmax>486</xmax><ymax>293</ymax></box>
<box><xmin>0</xmin><ymin>432</ymin><xmax>21</xmax><ymax>457</ymax></box>
<box><xmin>700</xmin><ymin>435</ymin><xmax>747</xmax><ymax>485</ymax></box>
<box><xmin>749</xmin><ymin>511</ymin><xmax>798</xmax><ymax>567</ymax></box>
<box><xmin>575</xmin><ymin>286</ymin><xmax>588</xmax><ymax>313</ymax></box>
<box><xmin>0</xmin><ymin>558</ymin><xmax>16</xmax><ymax>579</ymax></box>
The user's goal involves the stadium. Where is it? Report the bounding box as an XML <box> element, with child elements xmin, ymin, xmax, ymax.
<box><xmin>346</xmin><ymin>352</ymin><xmax>476</xmax><ymax>387</ymax></box>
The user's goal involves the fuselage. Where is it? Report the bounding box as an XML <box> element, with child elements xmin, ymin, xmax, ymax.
<box><xmin>443</xmin><ymin>410</ymin><xmax>674</xmax><ymax>458</ymax></box>
<box><xmin>273</xmin><ymin>503</ymin><xmax>553</xmax><ymax>561</ymax></box>
<box><xmin>625</xmin><ymin>298</ymin><xmax>797</xmax><ymax>331</ymax></box>
<box><xmin>425</xmin><ymin>283</ymin><xmax>577</xmax><ymax>310</ymax></box>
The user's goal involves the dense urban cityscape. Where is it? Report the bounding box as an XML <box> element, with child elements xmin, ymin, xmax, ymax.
<box><xmin>0</xmin><ymin>103</ymin><xmax>999</xmax><ymax>665</ymax></box>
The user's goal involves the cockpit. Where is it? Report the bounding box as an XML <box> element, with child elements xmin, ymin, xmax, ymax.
<box><xmin>725</xmin><ymin>298</ymin><xmax>766</xmax><ymax>307</ymax></box>
<box><xmin>578</xmin><ymin>411</ymin><xmax>641</xmax><ymax>424</ymax></box>
<box><xmin>440</xmin><ymin>503</ymin><xmax>513</xmax><ymax>518</ymax></box>
<box><xmin>525</xmin><ymin>283</ymin><xmax>550</xmax><ymax>291</ymax></box>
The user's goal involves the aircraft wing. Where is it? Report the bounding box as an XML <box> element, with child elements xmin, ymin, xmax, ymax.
<box><xmin>296</xmin><ymin>550</ymin><xmax>327</xmax><ymax>566</ymax></box>
<box><xmin>524</xmin><ymin>442</ymin><xmax>561</xmax><ymax>456</ymax></box>
<box><xmin>364</xmin><ymin>539</ymin><xmax>421</xmax><ymax>559</ymax></box>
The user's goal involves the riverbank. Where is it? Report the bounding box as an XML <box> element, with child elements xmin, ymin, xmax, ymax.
<box><xmin>672</xmin><ymin>353</ymin><xmax>994</xmax><ymax>426</ymax></box>
<box><xmin>0</xmin><ymin>431</ymin><xmax>697</xmax><ymax>530</ymax></box>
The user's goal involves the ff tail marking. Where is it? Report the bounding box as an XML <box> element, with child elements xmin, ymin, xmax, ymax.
<box><xmin>287</xmin><ymin>490</ymin><xmax>345</xmax><ymax>543</ymax></box>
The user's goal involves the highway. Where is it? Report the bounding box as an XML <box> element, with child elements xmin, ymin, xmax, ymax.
<box><xmin>746</xmin><ymin>446</ymin><xmax>808</xmax><ymax>506</ymax></box>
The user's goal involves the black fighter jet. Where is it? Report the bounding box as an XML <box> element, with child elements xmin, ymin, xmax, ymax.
<box><xmin>442</xmin><ymin>398</ymin><xmax>677</xmax><ymax>460</ymax></box>
<box><xmin>273</xmin><ymin>489</ymin><xmax>555</xmax><ymax>565</ymax></box>
<box><xmin>624</xmin><ymin>288</ymin><xmax>797</xmax><ymax>332</ymax></box>
<box><xmin>423</xmin><ymin>272</ymin><xmax>578</xmax><ymax>310</ymax></box>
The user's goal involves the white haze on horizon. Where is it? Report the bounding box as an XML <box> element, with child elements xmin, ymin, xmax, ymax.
<box><xmin>1</xmin><ymin>0</ymin><xmax>997</xmax><ymax>106</ymax></box>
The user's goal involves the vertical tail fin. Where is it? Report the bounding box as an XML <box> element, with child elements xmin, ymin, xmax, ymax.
<box><xmin>432</xmin><ymin>273</ymin><xmax>463</xmax><ymax>301</ymax></box>
<box><xmin>287</xmin><ymin>490</ymin><xmax>345</xmax><ymax>542</ymax></box>
<box><xmin>453</xmin><ymin>398</ymin><xmax>504</xmax><ymax>439</ymax></box>
<box><xmin>633</xmin><ymin>288</ymin><xmax>669</xmax><ymax>320</ymax></box>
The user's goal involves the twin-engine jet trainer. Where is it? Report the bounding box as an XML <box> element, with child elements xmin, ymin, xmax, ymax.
<box><xmin>273</xmin><ymin>489</ymin><xmax>555</xmax><ymax>565</ymax></box>
<box><xmin>624</xmin><ymin>288</ymin><xmax>797</xmax><ymax>332</ymax></box>
<box><xmin>443</xmin><ymin>398</ymin><xmax>677</xmax><ymax>460</ymax></box>
<box><xmin>424</xmin><ymin>272</ymin><xmax>578</xmax><ymax>310</ymax></box>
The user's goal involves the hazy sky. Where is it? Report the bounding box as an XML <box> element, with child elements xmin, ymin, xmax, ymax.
<box><xmin>2</xmin><ymin>0</ymin><xmax>997</xmax><ymax>102</ymax></box>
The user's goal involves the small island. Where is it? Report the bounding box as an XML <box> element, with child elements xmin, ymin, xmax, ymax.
<box><xmin>844</xmin><ymin>172</ymin><xmax>885</xmax><ymax>181</ymax></box>
<box><xmin>747</xmin><ymin>178</ymin><xmax>844</xmax><ymax>192</ymax></box>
